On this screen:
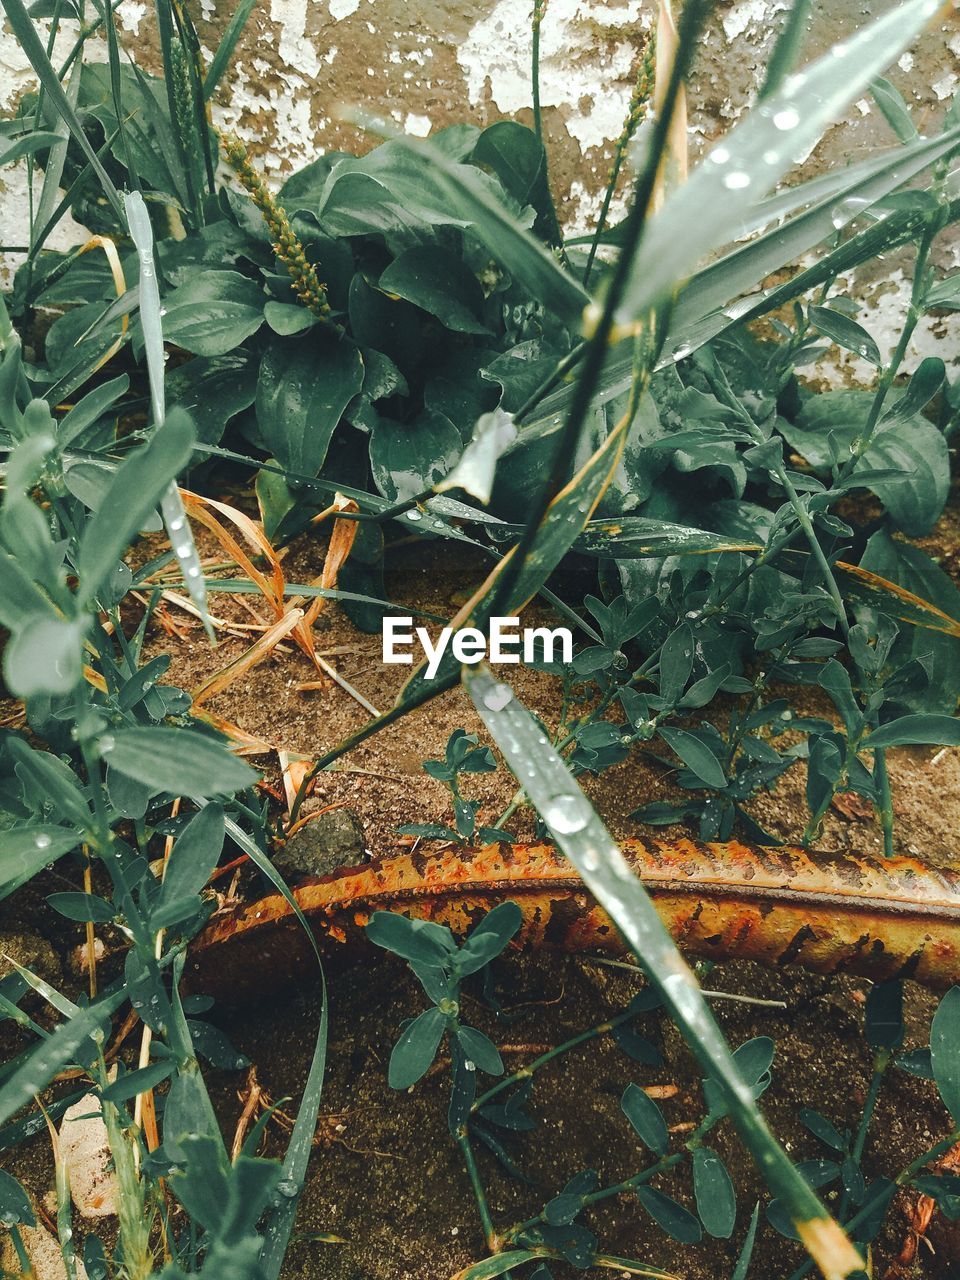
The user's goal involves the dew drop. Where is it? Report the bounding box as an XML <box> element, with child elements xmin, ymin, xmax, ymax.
<box><xmin>35</xmin><ymin>833</ymin><xmax>51</xmax><ymax>850</ymax></box>
<box><xmin>723</xmin><ymin>171</ymin><xmax>751</xmax><ymax>191</ymax></box>
<box><xmin>709</xmin><ymin>145</ymin><xmax>730</xmax><ymax>165</ymax></box>
<box><xmin>464</xmin><ymin>1060</ymin><xmax>476</xmax><ymax>1072</ymax></box>
<box><xmin>187</xmin><ymin>565</ymin><xmax>201</xmax><ymax>578</ymax></box>
<box><xmin>276</xmin><ymin>1179</ymin><xmax>300</xmax><ymax>1199</ymax></box>
<box><xmin>168</xmin><ymin>517</ymin><xmax>185</xmax><ymax>532</ymax></box>
<box><xmin>99</xmin><ymin>734</ymin><xmax>116</xmax><ymax>754</ymax></box>
<box><xmin>482</xmin><ymin>683</ymin><xmax>513</xmax><ymax>712</ymax></box>
<box><xmin>773</xmin><ymin>107</ymin><xmax>800</xmax><ymax>131</ymax></box>
<box><xmin>175</xmin><ymin>543</ymin><xmax>192</xmax><ymax>558</ymax></box>
<box><xmin>406</xmin><ymin>509</ymin><xmax>423</xmax><ymax>522</ymax></box>
<box><xmin>545</xmin><ymin>794</ymin><xmax>588</xmax><ymax>836</ymax></box>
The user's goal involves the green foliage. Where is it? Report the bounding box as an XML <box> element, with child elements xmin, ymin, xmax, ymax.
<box><xmin>2</xmin><ymin>0</ymin><xmax>960</xmax><ymax>1276</ymax></box>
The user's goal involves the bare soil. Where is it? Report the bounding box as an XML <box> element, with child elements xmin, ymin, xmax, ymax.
<box><xmin>4</xmin><ymin>488</ymin><xmax>960</xmax><ymax>1280</ymax></box>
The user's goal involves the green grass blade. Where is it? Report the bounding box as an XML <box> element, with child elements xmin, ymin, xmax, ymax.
<box><xmin>258</xmin><ymin>969</ymin><xmax>328</xmax><ymax>1278</ymax></box>
<box><xmin>465</xmin><ymin>664</ymin><xmax>864</xmax><ymax>1280</ymax></box>
<box><xmin>0</xmin><ymin>0</ymin><xmax>125</xmax><ymax>220</ymax></box>
<box><xmin>125</xmin><ymin>189</ymin><xmax>214</xmax><ymax>638</ymax></box>
<box><xmin>614</xmin><ymin>0</ymin><xmax>943</xmax><ymax>330</ymax></box>
<box><xmin>760</xmin><ymin>0</ymin><xmax>812</xmax><ymax>100</ymax></box>
<box><xmin>203</xmin><ymin>0</ymin><xmax>255</xmax><ymax>99</ymax></box>
<box><xmin>0</xmin><ymin>989</ymin><xmax>126</xmax><ymax>1129</ymax></box>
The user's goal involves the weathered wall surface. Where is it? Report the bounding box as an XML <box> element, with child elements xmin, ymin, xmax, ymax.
<box><xmin>2</xmin><ymin>0</ymin><xmax>960</xmax><ymax>371</ymax></box>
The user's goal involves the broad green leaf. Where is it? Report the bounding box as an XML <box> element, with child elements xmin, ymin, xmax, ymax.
<box><xmin>614</xmin><ymin>0</ymin><xmax>943</xmax><ymax>329</ymax></box>
<box><xmin>99</xmin><ymin>1060</ymin><xmax>176</xmax><ymax>1105</ymax></box>
<box><xmin>870</xmin><ymin>75</ymin><xmax>918</xmax><ymax>142</ymax></box>
<box><xmin>635</xmin><ymin>1186</ymin><xmax>702</xmax><ymax>1243</ymax></box>
<box><xmin>263</xmin><ymin>301</ymin><xmax>319</xmax><ymax>336</ymax></box>
<box><xmin>0</xmin><ymin>552</ymin><xmax>57</xmax><ymax>630</ymax></box>
<box><xmin>862</xmin><ymin>715</ymin><xmax>960</xmax><ymax>750</ymax></box>
<box><xmin>621</xmin><ymin>1083</ymin><xmax>669</xmax><ymax>1155</ymax></box>
<box><xmin>367</xmin><ymin>913</ymin><xmax>455</xmax><ymax>965</ymax></box>
<box><xmin>658</xmin><ymin>727</ymin><xmax>727</xmax><ymax>788</ymax></box>
<box><xmin>925</xmin><ymin>273</ymin><xmax>960</xmax><ymax>309</ymax></box>
<box><xmin>693</xmin><ymin>1146</ymin><xmax>737</xmax><ymax>1238</ymax></box>
<box><xmin>3</xmin><ymin>616</ymin><xmax>85</xmax><ymax>698</ymax></box>
<box><xmin>0</xmin><ymin>826</ymin><xmax>83</xmax><ymax>898</ymax></box>
<box><xmin>164</xmin><ymin>351</ymin><xmax>258</xmax><ymax>445</ymax></box>
<box><xmin>780</xmin><ymin>390</ymin><xmax>949</xmax><ymax>536</ymax></box>
<box><xmin>6</xmin><ymin>738</ymin><xmax>91</xmax><ymax>830</ymax></box>
<box><xmin>256</xmin><ymin>334</ymin><xmax>364</xmax><ymax>477</ymax></box>
<box><xmin>152</xmin><ymin>804</ymin><xmax>225</xmax><ymax>929</ymax></box>
<box><xmin>46</xmin><ymin>892</ymin><xmax>114</xmax><ymax>923</ymax></box>
<box><xmin>370</xmin><ymin>408</ymin><xmax>461</xmax><ymax>502</ymax></box>
<box><xmin>879</xmin><ymin>356</ymin><xmax>944</xmax><ymax>424</ymax></box>
<box><xmin>456</xmin><ymin>1027</ymin><xmax>503</xmax><ymax>1076</ymax></box>
<box><xmin>388</xmin><ymin>1006</ymin><xmax>448</xmax><ymax>1089</ymax></box>
<box><xmin>0</xmin><ymin>1168</ymin><xmax>35</xmax><ymax>1225</ymax></box>
<box><xmin>465</xmin><ymin>664</ymin><xmax>860</xmax><ymax>1274</ymax></box>
<box><xmin>76</xmin><ymin>409</ymin><xmax>195</xmax><ymax>605</ymax></box>
<box><xmin>161</xmin><ymin>270</ymin><xmax>264</xmax><ymax>357</ymax></box>
<box><xmin>472</xmin><ymin>120</ymin><xmax>560</xmax><ymax>245</ymax></box>
<box><xmin>100</xmin><ymin>727</ymin><xmax>257</xmax><ymax>798</ymax></box>
<box><xmin>379</xmin><ymin>247</ymin><xmax>492</xmax><ymax>334</ymax></box>
<box><xmin>931</xmin><ymin>987</ymin><xmax>960</xmax><ymax>1125</ymax></box>
<box><xmin>390</xmin><ymin>136</ymin><xmax>588</xmax><ymax>325</ymax></box>
<box><xmin>808</xmin><ymin>305</ymin><xmax>882</xmax><ymax>366</ymax></box>
<box><xmin>856</xmin><ymin>530</ymin><xmax>960</xmax><ymax>713</ymax></box>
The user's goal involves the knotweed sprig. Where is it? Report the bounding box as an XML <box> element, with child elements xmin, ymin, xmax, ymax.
<box><xmin>220</xmin><ymin>130</ymin><xmax>341</xmax><ymax>331</ymax></box>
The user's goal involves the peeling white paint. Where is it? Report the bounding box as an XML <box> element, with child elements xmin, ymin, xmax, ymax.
<box><xmin>404</xmin><ymin>112</ymin><xmax>431</xmax><ymax>137</ymax></box>
<box><xmin>721</xmin><ymin>0</ymin><xmax>783</xmax><ymax>44</ymax></box>
<box><xmin>457</xmin><ymin>0</ymin><xmax>648</xmax><ymax>154</ymax></box>
<box><xmin>270</xmin><ymin>0</ymin><xmax>320</xmax><ymax>80</ymax></box>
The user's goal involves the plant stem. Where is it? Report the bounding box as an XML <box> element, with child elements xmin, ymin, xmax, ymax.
<box><xmin>584</xmin><ymin>32</ymin><xmax>656</xmax><ymax>288</ymax></box>
<box><xmin>531</xmin><ymin>0</ymin><xmax>546</xmax><ymax>146</ymax></box>
<box><xmin>473</xmin><ymin>1007</ymin><xmax>640</xmax><ymax>1113</ymax></box>
<box><xmin>458</xmin><ymin>1129</ymin><xmax>499</xmax><ymax>1251</ymax></box>
<box><xmin>837</xmin><ymin>224</ymin><xmax>936</xmax><ymax>479</ymax></box>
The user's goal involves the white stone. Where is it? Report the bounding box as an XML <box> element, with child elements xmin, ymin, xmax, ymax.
<box><xmin>59</xmin><ymin>1093</ymin><xmax>119</xmax><ymax>1219</ymax></box>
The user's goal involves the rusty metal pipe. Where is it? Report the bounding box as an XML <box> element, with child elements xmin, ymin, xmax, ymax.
<box><xmin>186</xmin><ymin>838</ymin><xmax>960</xmax><ymax>1003</ymax></box>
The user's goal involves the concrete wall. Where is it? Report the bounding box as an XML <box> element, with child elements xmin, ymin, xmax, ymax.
<box><xmin>3</xmin><ymin>0</ymin><xmax>960</xmax><ymax>372</ymax></box>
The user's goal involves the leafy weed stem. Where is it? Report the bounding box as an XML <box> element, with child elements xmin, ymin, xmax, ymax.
<box><xmin>503</xmin><ymin>1117</ymin><xmax>714</xmax><ymax>1245</ymax></box>
<box><xmin>459</xmin><ymin>1127</ymin><xmax>500</xmax><ymax>1252</ymax></box>
<box><xmin>837</xmin><ymin>221</ymin><xmax>938</xmax><ymax>478</ymax></box>
<box><xmin>837</xmin><ymin>1050</ymin><xmax>890</xmax><ymax>1223</ymax></box>
<box><xmin>472</xmin><ymin>1007</ymin><xmax>642</xmax><ymax>1116</ymax></box>
<box><xmin>700</xmin><ymin>355</ymin><xmax>850</xmax><ymax>636</ymax></box>
<box><xmin>786</xmin><ymin>1118</ymin><xmax>960</xmax><ymax>1280</ymax></box>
